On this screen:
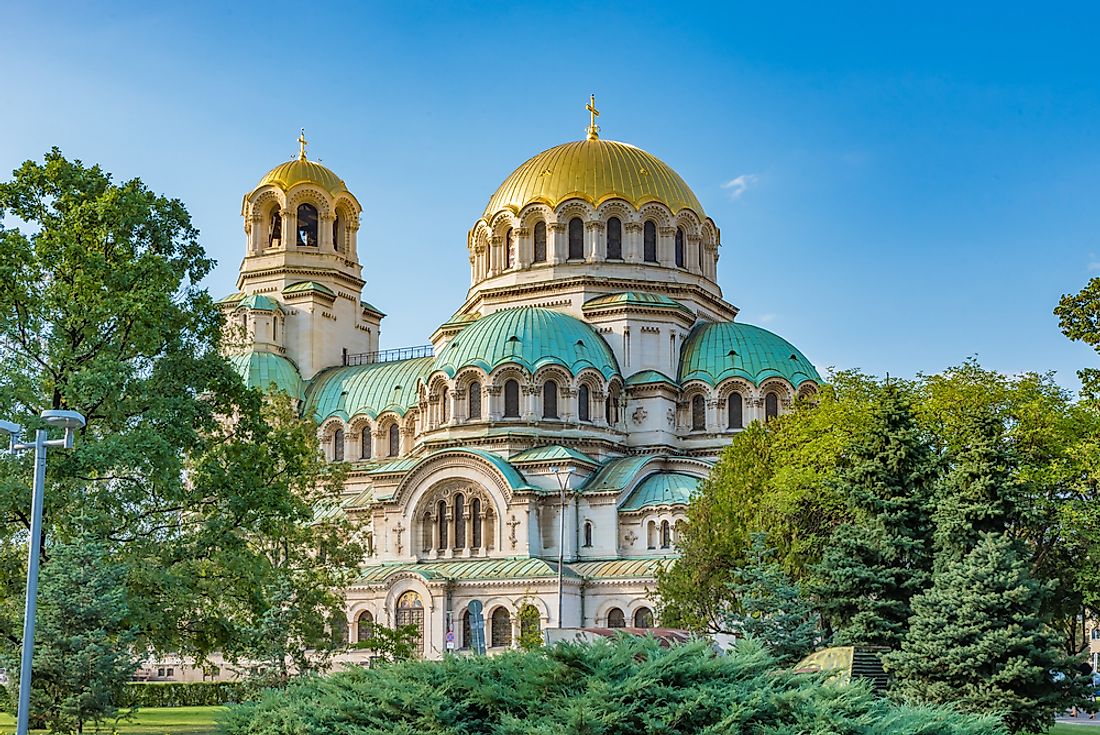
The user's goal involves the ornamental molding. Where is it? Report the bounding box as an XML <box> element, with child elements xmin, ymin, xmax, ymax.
<box><xmin>631</xmin><ymin>406</ymin><xmax>648</xmax><ymax>425</ymax></box>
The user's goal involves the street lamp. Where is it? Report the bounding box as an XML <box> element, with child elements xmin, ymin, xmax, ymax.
<box><xmin>1</xmin><ymin>409</ymin><xmax>85</xmax><ymax>735</ymax></box>
<box><xmin>550</xmin><ymin>465</ymin><xmax>575</xmax><ymax>629</ymax></box>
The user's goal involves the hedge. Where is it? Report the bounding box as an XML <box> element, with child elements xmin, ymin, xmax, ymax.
<box><xmin>122</xmin><ymin>681</ymin><xmax>250</xmax><ymax>708</ymax></box>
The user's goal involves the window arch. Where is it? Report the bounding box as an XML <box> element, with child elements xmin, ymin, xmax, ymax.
<box><xmin>395</xmin><ymin>591</ymin><xmax>424</xmax><ymax>658</ymax></box>
<box><xmin>691</xmin><ymin>394</ymin><xmax>706</xmax><ymax>431</ymax></box>
<box><xmin>453</xmin><ymin>493</ymin><xmax>465</xmax><ymax>549</ymax></box>
<box><xmin>728</xmin><ymin>392</ymin><xmax>743</xmax><ymax>429</ymax></box>
<box><xmin>462</xmin><ymin>608</ymin><xmax>472</xmax><ymax>650</ymax></box>
<box><xmin>606</xmin><ymin>217</ymin><xmax>622</xmax><ymax>259</ymax></box>
<box><xmin>388</xmin><ymin>424</ymin><xmax>400</xmax><ymax>457</ymax></box>
<box><xmin>356</xmin><ymin>610</ymin><xmax>373</xmax><ymax>644</ymax></box>
<box><xmin>490</xmin><ymin>607</ymin><xmax>512</xmax><ymax>648</ymax></box>
<box><xmin>471</xmin><ymin>498</ymin><xmax>482</xmax><ymax>549</ymax></box>
<box><xmin>675</xmin><ymin>227</ymin><xmax>685</xmax><ymax>268</ymax></box>
<box><xmin>543</xmin><ymin>380</ymin><xmax>558</xmax><ymax>419</ymax></box>
<box><xmin>660</xmin><ymin>520</ymin><xmax>671</xmax><ymax>549</ymax></box>
<box><xmin>503</xmin><ymin>227</ymin><xmax>513</xmax><ymax>270</ymax></box>
<box><xmin>577</xmin><ymin>384</ymin><xmax>590</xmax><ymax>422</ymax></box>
<box><xmin>333</xmin><ymin>214</ymin><xmax>343</xmax><ymax>253</ymax></box>
<box><xmin>360</xmin><ymin>428</ymin><xmax>371</xmax><ymax>459</ymax></box>
<box><xmin>643</xmin><ymin>220</ymin><xmax>657</xmax><ymax>262</ymax></box>
<box><xmin>268</xmin><ymin>206</ymin><xmax>282</xmax><ymax>246</ymax></box>
<box><xmin>607</xmin><ymin>607</ymin><xmax>626</xmax><ymax>628</ymax></box>
<box><xmin>533</xmin><ymin>221</ymin><xmax>547</xmax><ymax>263</ymax></box>
<box><xmin>503</xmin><ymin>379</ymin><xmax>520</xmax><ymax>418</ymax></box>
<box><xmin>440</xmin><ymin>386</ymin><xmax>450</xmax><ymax>423</ymax></box>
<box><xmin>647</xmin><ymin>520</ymin><xmax>657</xmax><ymax>549</ymax></box>
<box><xmin>583</xmin><ymin>520</ymin><xmax>593</xmax><ymax>547</ymax></box>
<box><xmin>468</xmin><ymin>381</ymin><xmax>482</xmax><ymax>420</ymax></box>
<box><xmin>765</xmin><ymin>392</ymin><xmax>779</xmax><ymax>421</ymax></box>
<box><xmin>296</xmin><ymin>203</ymin><xmax>318</xmax><ymax>247</ymax></box>
<box><xmin>421</xmin><ymin>512</ymin><xmax>432</xmax><ymax>551</ymax></box>
<box><xmin>332</xmin><ymin>428</ymin><xmax>344</xmax><ymax>462</ymax></box>
<box><xmin>519</xmin><ymin>604</ymin><xmax>541</xmax><ymax>643</ymax></box>
<box><xmin>633</xmin><ymin>607</ymin><xmax>654</xmax><ymax>628</ymax></box>
<box><xmin>437</xmin><ymin>500</ymin><xmax>448</xmax><ymax>549</ymax></box>
<box><xmin>568</xmin><ymin>217</ymin><xmax>584</xmax><ymax>260</ymax></box>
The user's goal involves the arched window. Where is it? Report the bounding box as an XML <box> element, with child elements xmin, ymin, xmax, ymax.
<box><xmin>356</xmin><ymin>610</ymin><xmax>373</xmax><ymax>644</ymax></box>
<box><xmin>388</xmin><ymin>424</ymin><xmax>400</xmax><ymax>456</ymax></box>
<box><xmin>519</xmin><ymin>604</ymin><xmax>540</xmax><ymax>643</ymax></box>
<box><xmin>568</xmin><ymin>217</ymin><xmax>584</xmax><ymax>260</ymax></box>
<box><xmin>361</xmin><ymin>428</ymin><xmax>372</xmax><ymax>459</ymax></box>
<box><xmin>577</xmin><ymin>384</ymin><xmax>590</xmax><ymax>422</ymax></box>
<box><xmin>643</xmin><ymin>220</ymin><xmax>657</xmax><ymax>262</ymax></box>
<box><xmin>503</xmin><ymin>227</ymin><xmax>513</xmax><ymax>270</ymax></box>
<box><xmin>296</xmin><ymin>203</ymin><xmax>318</xmax><ymax>247</ymax></box>
<box><xmin>583</xmin><ymin>520</ymin><xmax>593</xmax><ymax>547</ymax></box>
<box><xmin>647</xmin><ymin>520</ymin><xmax>657</xmax><ymax>549</ymax></box>
<box><xmin>491</xmin><ymin>607</ymin><xmax>512</xmax><ymax>648</ymax></box>
<box><xmin>606</xmin><ymin>217</ymin><xmax>622</xmax><ymax>259</ymax></box>
<box><xmin>471</xmin><ymin>498</ymin><xmax>482</xmax><ymax>549</ymax></box>
<box><xmin>543</xmin><ymin>380</ymin><xmax>558</xmax><ymax>419</ymax></box>
<box><xmin>272</xmin><ymin>317</ymin><xmax>279</xmax><ymax>343</ymax></box>
<box><xmin>503</xmin><ymin>379</ymin><xmax>520</xmax><ymax>418</ymax></box>
<box><xmin>468</xmin><ymin>381</ymin><xmax>482</xmax><ymax>419</ymax></box>
<box><xmin>728</xmin><ymin>392</ymin><xmax>743</xmax><ymax>429</ymax></box>
<box><xmin>421</xmin><ymin>512</ymin><xmax>432</xmax><ymax>551</ymax></box>
<box><xmin>440</xmin><ymin>386</ymin><xmax>449</xmax><ymax>423</ymax></box>
<box><xmin>660</xmin><ymin>520</ymin><xmax>671</xmax><ymax>549</ymax></box>
<box><xmin>332</xmin><ymin>428</ymin><xmax>344</xmax><ymax>462</ymax></box>
<box><xmin>675</xmin><ymin>227</ymin><xmax>685</xmax><ymax>267</ymax></box>
<box><xmin>606</xmin><ymin>386</ymin><xmax>620</xmax><ymax>425</ymax></box>
<box><xmin>437</xmin><ymin>500</ymin><xmax>448</xmax><ymax>549</ymax></box>
<box><xmin>395</xmin><ymin>591</ymin><xmax>424</xmax><ymax>658</ymax></box>
<box><xmin>697</xmin><ymin>241</ymin><xmax>704</xmax><ymax>272</ymax></box>
<box><xmin>765</xmin><ymin>392</ymin><xmax>779</xmax><ymax>421</ymax></box>
<box><xmin>633</xmin><ymin>607</ymin><xmax>654</xmax><ymax>628</ymax></box>
<box><xmin>269</xmin><ymin>206</ymin><xmax>282</xmax><ymax>246</ymax></box>
<box><xmin>691</xmin><ymin>394</ymin><xmax>706</xmax><ymax>431</ymax></box>
<box><xmin>607</xmin><ymin>608</ymin><xmax>626</xmax><ymax>628</ymax></box>
<box><xmin>333</xmin><ymin>214</ymin><xmax>342</xmax><ymax>253</ymax></box>
<box><xmin>462</xmin><ymin>608</ymin><xmax>472</xmax><ymax>649</ymax></box>
<box><xmin>453</xmin><ymin>493</ymin><xmax>465</xmax><ymax>549</ymax></box>
<box><xmin>533</xmin><ymin>221</ymin><xmax>547</xmax><ymax>263</ymax></box>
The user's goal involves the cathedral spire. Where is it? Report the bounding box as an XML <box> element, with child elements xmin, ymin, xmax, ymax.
<box><xmin>297</xmin><ymin>128</ymin><xmax>308</xmax><ymax>161</ymax></box>
<box><xmin>585</xmin><ymin>95</ymin><xmax>600</xmax><ymax>140</ymax></box>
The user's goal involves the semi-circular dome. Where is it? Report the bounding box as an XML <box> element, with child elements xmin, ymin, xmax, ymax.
<box><xmin>253</xmin><ymin>158</ymin><xmax>349</xmax><ymax>196</ymax></box>
<box><xmin>228</xmin><ymin>350</ymin><xmax>304</xmax><ymax>400</ymax></box>
<box><xmin>433</xmin><ymin>307</ymin><xmax>620</xmax><ymax>380</ymax></box>
<box><xmin>483</xmin><ymin>139</ymin><xmax>704</xmax><ymax>219</ymax></box>
<box><xmin>679</xmin><ymin>322</ymin><xmax>821</xmax><ymax>388</ymax></box>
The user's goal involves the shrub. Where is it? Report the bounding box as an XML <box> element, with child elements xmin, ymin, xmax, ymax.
<box><xmin>222</xmin><ymin>637</ymin><xmax>1008</xmax><ymax>735</ymax></box>
<box><xmin>121</xmin><ymin>681</ymin><xmax>250</xmax><ymax>708</ymax></box>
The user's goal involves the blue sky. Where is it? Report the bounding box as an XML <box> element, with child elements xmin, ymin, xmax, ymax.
<box><xmin>3</xmin><ymin>2</ymin><xmax>1099</xmax><ymax>390</ymax></box>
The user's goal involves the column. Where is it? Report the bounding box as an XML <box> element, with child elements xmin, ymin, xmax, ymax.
<box><xmin>486</xmin><ymin>385</ymin><xmax>502</xmax><ymax>420</ymax></box>
<box><xmin>488</xmin><ymin>236</ymin><xmax>501</xmax><ymax>276</ymax></box>
<box><xmin>687</xmin><ymin>235</ymin><xmax>702</xmax><ymax>274</ymax></box>
<box><xmin>280</xmin><ymin>211</ymin><xmax>292</xmax><ymax>250</ymax></box>
<box><xmin>659</xmin><ymin>227</ymin><xmax>676</xmax><ymax>267</ymax></box>
<box><xmin>548</xmin><ymin>223</ymin><xmax>565</xmax><ymax>264</ymax></box>
<box><xmin>523</xmin><ymin>384</ymin><xmax>539</xmax><ymax>421</ymax></box>
<box><xmin>430</xmin><ymin>513</ymin><xmax>439</xmax><ymax>556</ymax></box>
<box><xmin>320</xmin><ymin>213</ymin><xmax>334</xmax><ymax>250</ymax></box>
<box><xmin>516</xmin><ymin>227</ymin><xmax>531</xmax><ymax>268</ymax></box>
<box><xmin>585</xmin><ymin>221</ymin><xmax>604</xmax><ymax>263</ymax></box>
<box><xmin>464</xmin><ymin>502</ymin><xmax>474</xmax><ymax>556</ymax></box>
<box><xmin>624</xmin><ymin>222</ymin><xmax>642</xmax><ymax>263</ymax></box>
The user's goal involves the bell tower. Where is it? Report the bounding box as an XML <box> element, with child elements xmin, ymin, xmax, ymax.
<box><xmin>229</xmin><ymin>132</ymin><xmax>383</xmax><ymax>379</ymax></box>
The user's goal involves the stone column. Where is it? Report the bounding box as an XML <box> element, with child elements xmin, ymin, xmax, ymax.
<box><xmin>687</xmin><ymin>235</ymin><xmax>702</xmax><ymax>274</ymax></box>
<box><xmin>516</xmin><ymin>227</ymin><xmax>531</xmax><ymax>268</ymax></box>
<box><xmin>486</xmin><ymin>385</ymin><xmax>502</xmax><ymax>420</ymax></box>
<box><xmin>523</xmin><ymin>384</ymin><xmax>539</xmax><ymax>421</ymax></box>
<box><xmin>624</xmin><ymin>222</ymin><xmax>642</xmax><ymax>263</ymax></box>
<box><xmin>488</xmin><ymin>236</ymin><xmax>501</xmax><ymax>276</ymax></box>
<box><xmin>659</xmin><ymin>226</ymin><xmax>676</xmax><ymax>268</ymax></box>
<box><xmin>320</xmin><ymin>213</ymin><xmax>334</xmax><ymax>250</ymax></box>
<box><xmin>585</xmin><ymin>221</ymin><xmax>604</xmax><ymax>263</ymax></box>
<box><xmin>280</xmin><ymin>211</ymin><xmax>293</xmax><ymax>250</ymax></box>
<box><xmin>548</xmin><ymin>223</ymin><xmax>565</xmax><ymax>265</ymax></box>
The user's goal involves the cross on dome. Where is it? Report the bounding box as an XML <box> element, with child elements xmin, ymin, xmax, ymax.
<box><xmin>585</xmin><ymin>94</ymin><xmax>600</xmax><ymax>140</ymax></box>
<box><xmin>297</xmin><ymin>128</ymin><xmax>308</xmax><ymax>161</ymax></box>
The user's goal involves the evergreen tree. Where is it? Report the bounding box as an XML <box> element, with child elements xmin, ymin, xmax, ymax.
<box><xmin>724</xmin><ymin>534</ymin><xmax>819</xmax><ymax>665</ymax></box>
<box><xmin>888</xmin><ymin>533</ymin><xmax>1081</xmax><ymax>734</ymax></box>
<box><xmin>814</xmin><ymin>384</ymin><xmax>938</xmax><ymax>648</ymax></box>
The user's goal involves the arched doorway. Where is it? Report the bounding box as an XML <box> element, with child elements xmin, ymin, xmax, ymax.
<box><xmin>395</xmin><ymin>590</ymin><xmax>425</xmax><ymax>658</ymax></box>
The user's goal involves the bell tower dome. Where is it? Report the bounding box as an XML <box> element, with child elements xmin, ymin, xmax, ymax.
<box><xmin>231</xmin><ymin>131</ymin><xmax>382</xmax><ymax>379</ymax></box>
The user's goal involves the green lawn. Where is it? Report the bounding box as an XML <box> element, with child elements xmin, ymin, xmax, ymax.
<box><xmin>0</xmin><ymin>706</ymin><xmax>225</xmax><ymax>734</ymax></box>
<box><xmin>1050</xmin><ymin>724</ymin><xmax>1100</xmax><ymax>734</ymax></box>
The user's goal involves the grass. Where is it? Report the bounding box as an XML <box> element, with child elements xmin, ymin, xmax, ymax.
<box><xmin>1050</xmin><ymin>724</ymin><xmax>1100</xmax><ymax>733</ymax></box>
<box><xmin>0</xmin><ymin>706</ymin><xmax>225</xmax><ymax>734</ymax></box>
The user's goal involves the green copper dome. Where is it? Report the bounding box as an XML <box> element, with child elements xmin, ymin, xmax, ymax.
<box><xmin>679</xmin><ymin>322</ymin><xmax>821</xmax><ymax>388</ymax></box>
<box><xmin>619</xmin><ymin>472</ymin><xmax>701</xmax><ymax>511</ymax></box>
<box><xmin>228</xmin><ymin>351</ymin><xmax>304</xmax><ymax>399</ymax></box>
<box><xmin>306</xmin><ymin>356</ymin><xmax>434</xmax><ymax>421</ymax></box>
<box><xmin>432</xmin><ymin>307</ymin><xmax>620</xmax><ymax>380</ymax></box>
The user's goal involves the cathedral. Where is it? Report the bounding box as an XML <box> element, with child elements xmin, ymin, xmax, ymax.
<box><xmin>220</xmin><ymin>102</ymin><xmax>821</xmax><ymax>661</ymax></box>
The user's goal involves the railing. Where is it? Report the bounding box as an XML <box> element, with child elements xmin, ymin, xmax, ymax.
<box><xmin>343</xmin><ymin>345</ymin><xmax>434</xmax><ymax>366</ymax></box>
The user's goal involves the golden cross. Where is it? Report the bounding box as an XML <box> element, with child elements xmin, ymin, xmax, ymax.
<box><xmin>586</xmin><ymin>94</ymin><xmax>600</xmax><ymax>140</ymax></box>
<box><xmin>297</xmin><ymin>128</ymin><xmax>308</xmax><ymax>160</ymax></box>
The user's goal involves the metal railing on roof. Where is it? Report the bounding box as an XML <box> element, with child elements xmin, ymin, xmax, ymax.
<box><xmin>343</xmin><ymin>345</ymin><xmax>434</xmax><ymax>366</ymax></box>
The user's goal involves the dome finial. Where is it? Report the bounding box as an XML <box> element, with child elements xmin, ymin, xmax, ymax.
<box><xmin>297</xmin><ymin>128</ymin><xmax>308</xmax><ymax>161</ymax></box>
<box><xmin>585</xmin><ymin>94</ymin><xmax>600</xmax><ymax>140</ymax></box>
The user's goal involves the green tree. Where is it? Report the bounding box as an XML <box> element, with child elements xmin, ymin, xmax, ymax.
<box><xmin>1055</xmin><ymin>277</ymin><xmax>1100</xmax><ymax>400</ymax></box>
<box><xmin>353</xmin><ymin>623</ymin><xmax>422</xmax><ymax>665</ymax></box>
<box><xmin>813</xmin><ymin>384</ymin><xmax>938</xmax><ymax>648</ymax></box>
<box><xmin>888</xmin><ymin>533</ymin><xmax>1083</xmax><ymax>734</ymax></box>
<box><xmin>723</xmin><ymin>533</ymin><xmax>819</xmax><ymax>665</ymax></box>
<box><xmin>1</xmin><ymin>534</ymin><xmax>140</xmax><ymax>734</ymax></box>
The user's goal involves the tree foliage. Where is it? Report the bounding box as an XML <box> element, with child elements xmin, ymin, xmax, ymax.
<box><xmin>223</xmin><ymin>637</ymin><xmax>1007</xmax><ymax>735</ymax></box>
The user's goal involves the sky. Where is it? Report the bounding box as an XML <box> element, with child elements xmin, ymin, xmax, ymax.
<box><xmin>2</xmin><ymin>1</ymin><xmax>1099</xmax><ymax>391</ymax></box>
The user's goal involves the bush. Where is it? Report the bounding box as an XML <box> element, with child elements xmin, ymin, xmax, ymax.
<box><xmin>121</xmin><ymin>681</ymin><xmax>250</xmax><ymax>708</ymax></box>
<box><xmin>222</xmin><ymin>637</ymin><xmax>1008</xmax><ymax>735</ymax></box>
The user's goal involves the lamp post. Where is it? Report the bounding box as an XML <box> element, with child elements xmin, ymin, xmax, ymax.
<box><xmin>550</xmin><ymin>465</ymin><xmax>575</xmax><ymax>629</ymax></box>
<box><xmin>1</xmin><ymin>410</ymin><xmax>86</xmax><ymax>735</ymax></box>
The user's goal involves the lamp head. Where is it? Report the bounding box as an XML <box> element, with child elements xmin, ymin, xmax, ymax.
<box><xmin>40</xmin><ymin>410</ymin><xmax>86</xmax><ymax>431</ymax></box>
<box><xmin>0</xmin><ymin>420</ymin><xmax>22</xmax><ymax>438</ymax></box>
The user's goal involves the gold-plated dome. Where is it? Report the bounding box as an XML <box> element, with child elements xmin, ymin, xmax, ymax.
<box><xmin>483</xmin><ymin>138</ymin><xmax>704</xmax><ymax>219</ymax></box>
<box><xmin>255</xmin><ymin>159</ymin><xmax>349</xmax><ymax>196</ymax></box>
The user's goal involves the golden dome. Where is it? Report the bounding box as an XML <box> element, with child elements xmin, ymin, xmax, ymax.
<box><xmin>254</xmin><ymin>158</ymin><xmax>349</xmax><ymax>196</ymax></box>
<box><xmin>483</xmin><ymin>138</ymin><xmax>704</xmax><ymax>219</ymax></box>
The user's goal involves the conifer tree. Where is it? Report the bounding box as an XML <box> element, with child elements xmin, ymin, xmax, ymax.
<box><xmin>724</xmin><ymin>534</ymin><xmax>820</xmax><ymax>665</ymax></box>
<box><xmin>888</xmin><ymin>532</ymin><xmax>1079</xmax><ymax>734</ymax></box>
<box><xmin>814</xmin><ymin>384</ymin><xmax>938</xmax><ymax>648</ymax></box>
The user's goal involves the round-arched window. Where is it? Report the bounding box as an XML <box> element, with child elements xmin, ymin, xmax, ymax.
<box><xmin>296</xmin><ymin>203</ymin><xmax>319</xmax><ymax>247</ymax></box>
<box><xmin>503</xmin><ymin>379</ymin><xmax>520</xmax><ymax>418</ymax></box>
<box><xmin>728</xmin><ymin>392</ymin><xmax>743</xmax><ymax>429</ymax></box>
<box><xmin>395</xmin><ymin>591</ymin><xmax>424</xmax><ymax>658</ymax></box>
<box><xmin>675</xmin><ymin>227</ymin><xmax>685</xmax><ymax>268</ymax></box>
<box><xmin>691</xmin><ymin>395</ymin><xmax>706</xmax><ymax>431</ymax></box>
<box><xmin>607</xmin><ymin>607</ymin><xmax>626</xmax><ymax>628</ymax></box>
<box><xmin>643</xmin><ymin>220</ymin><xmax>657</xmax><ymax>262</ymax></box>
<box><xmin>503</xmin><ymin>227</ymin><xmax>514</xmax><ymax>270</ymax></box>
<box><xmin>577</xmin><ymin>384</ymin><xmax>590</xmax><ymax>423</ymax></box>
<box><xmin>468</xmin><ymin>381</ymin><xmax>482</xmax><ymax>420</ymax></box>
<box><xmin>491</xmin><ymin>607</ymin><xmax>512</xmax><ymax>648</ymax></box>
<box><xmin>633</xmin><ymin>607</ymin><xmax>654</xmax><ymax>628</ymax></box>
<box><xmin>606</xmin><ymin>217</ymin><xmax>622</xmax><ymax>259</ymax></box>
<box><xmin>332</xmin><ymin>428</ymin><xmax>344</xmax><ymax>462</ymax></box>
<box><xmin>543</xmin><ymin>380</ymin><xmax>559</xmax><ymax>419</ymax></box>
<box><xmin>356</xmin><ymin>610</ymin><xmax>374</xmax><ymax>644</ymax></box>
<box><xmin>388</xmin><ymin>424</ymin><xmax>400</xmax><ymax>456</ymax></box>
<box><xmin>568</xmin><ymin>218</ymin><xmax>584</xmax><ymax>260</ymax></box>
<box><xmin>533</xmin><ymin>221</ymin><xmax>547</xmax><ymax>263</ymax></box>
<box><xmin>765</xmin><ymin>392</ymin><xmax>779</xmax><ymax>421</ymax></box>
